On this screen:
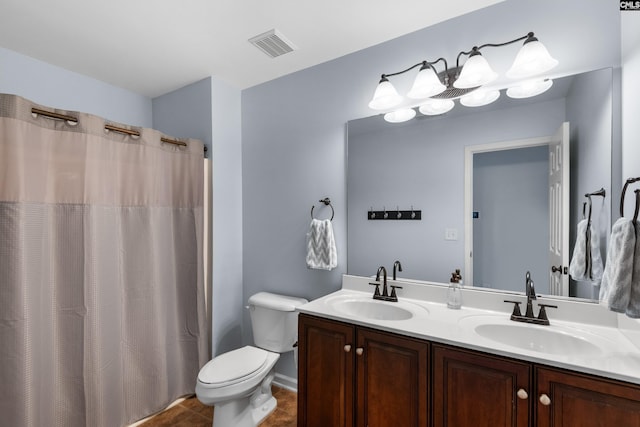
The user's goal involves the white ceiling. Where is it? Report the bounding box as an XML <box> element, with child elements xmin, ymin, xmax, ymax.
<box><xmin>0</xmin><ymin>0</ymin><xmax>504</xmax><ymax>98</ymax></box>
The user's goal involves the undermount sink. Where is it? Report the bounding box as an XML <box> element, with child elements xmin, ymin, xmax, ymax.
<box><xmin>460</xmin><ymin>315</ymin><xmax>604</xmax><ymax>356</ymax></box>
<box><xmin>326</xmin><ymin>295</ymin><xmax>428</xmax><ymax>321</ymax></box>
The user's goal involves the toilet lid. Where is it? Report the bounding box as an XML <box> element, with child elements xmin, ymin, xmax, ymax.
<box><xmin>198</xmin><ymin>346</ymin><xmax>269</xmax><ymax>385</ymax></box>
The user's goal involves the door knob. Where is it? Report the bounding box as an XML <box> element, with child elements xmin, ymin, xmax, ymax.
<box><xmin>551</xmin><ymin>265</ymin><xmax>562</xmax><ymax>273</ymax></box>
<box><xmin>539</xmin><ymin>394</ymin><xmax>551</xmax><ymax>406</ymax></box>
<box><xmin>356</xmin><ymin>348</ymin><xmax>364</xmax><ymax>356</ymax></box>
<box><xmin>344</xmin><ymin>345</ymin><xmax>351</xmax><ymax>353</ymax></box>
<box><xmin>517</xmin><ymin>389</ymin><xmax>528</xmax><ymax>400</ymax></box>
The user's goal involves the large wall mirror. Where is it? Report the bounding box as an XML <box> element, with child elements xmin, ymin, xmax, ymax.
<box><xmin>347</xmin><ymin>68</ymin><xmax>615</xmax><ymax>301</ymax></box>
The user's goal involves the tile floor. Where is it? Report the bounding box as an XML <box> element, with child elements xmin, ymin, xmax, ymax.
<box><xmin>140</xmin><ymin>386</ymin><xmax>297</xmax><ymax>427</ymax></box>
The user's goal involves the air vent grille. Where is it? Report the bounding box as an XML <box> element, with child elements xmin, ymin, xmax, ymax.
<box><xmin>249</xmin><ymin>29</ymin><xmax>297</xmax><ymax>58</ymax></box>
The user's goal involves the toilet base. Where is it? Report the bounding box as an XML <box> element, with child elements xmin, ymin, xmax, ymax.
<box><xmin>210</xmin><ymin>371</ymin><xmax>277</xmax><ymax>427</ymax></box>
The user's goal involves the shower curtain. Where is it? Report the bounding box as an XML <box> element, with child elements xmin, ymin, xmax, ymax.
<box><xmin>0</xmin><ymin>94</ymin><xmax>209</xmax><ymax>426</ymax></box>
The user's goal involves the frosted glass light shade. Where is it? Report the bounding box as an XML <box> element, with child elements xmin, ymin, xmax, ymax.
<box><xmin>368</xmin><ymin>78</ymin><xmax>403</xmax><ymax>110</ymax></box>
<box><xmin>407</xmin><ymin>66</ymin><xmax>446</xmax><ymax>99</ymax></box>
<box><xmin>384</xmin><ymin>108</ymin><xmax>416</xmax><ymax>123</ymax></box>
<box><xmin>454</xmin><ymin>53</ymin><xmax>498</xmax><ymax>89</ymax></box>
<box><xmin>418</xmin><ymin>99</ymin><xmax>454</xmax><ymax>116</ymax></box>
<box><xmin>460</xmin><ymin>89</ymin><xmax>500</xmax><ymax>107</ymax></box>
<box><xmin>506</xmin><ymin>40</ymin><xmax>558</xmax><ymax>79</ymax></box>
<box><xmin>506</xmin><ymin>79</ymin><xmax>553</xmax><ymax>98</ymax></box>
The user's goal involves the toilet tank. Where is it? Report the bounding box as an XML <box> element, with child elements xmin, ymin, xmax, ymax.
<box><xmin>248</xmin><ymin>292</ymin><xmax>308</xmax><ymax>353</ymax></box>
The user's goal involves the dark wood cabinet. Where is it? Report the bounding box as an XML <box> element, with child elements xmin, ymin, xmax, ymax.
<box><xmin>356</xmin><ymin>328</ymin><xmax>429</xmax><ymax>427</ymax></box>
<box><xmin>433</xmin><ymin>345</ymin><xmax>531</xmax><ymax>427</ymax></box>
<box><xmin>298</xmin><ymin>313</ymin><xmax>429</xmax><ymax>427</ymax></box>
<box><xmin>298</xmin><ymin>313</ymin><xmax>640</xmax><ymax>427</ymax></box>
<box><xmin>536</xmin><ymin>366</ymin><xmax>640</xmax><ymax>427</ymax></box>
<box><xmin>297</xmin><ymin>314</ymin><xmax>354</xmax><ymax>427</ymax></box>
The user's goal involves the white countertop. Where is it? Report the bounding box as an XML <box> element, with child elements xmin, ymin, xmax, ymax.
<box><xmin>298</xmin><ymin>275</ymin><xmax>640</xmax><ymax>385</ymax></box>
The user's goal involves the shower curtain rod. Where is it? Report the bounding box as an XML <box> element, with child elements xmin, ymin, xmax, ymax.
<box><xmin>32</xmin><ymin>107</ymin><xmax>200</xmax><ymax>151</ymax></box>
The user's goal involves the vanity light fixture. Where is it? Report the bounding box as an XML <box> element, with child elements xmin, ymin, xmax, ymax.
<box><xmin>459</xmin><ymin>88</ymin><xmax>501</xmax><ymax>107</ymax></box>
<box><xmin>368</xmin><ymin>32</ymin><xmax>558</xmax><ymax>123</ymax></box>
<box><xmin>384</xmin><ymin>108</ymin><xmax>416</xmax><ymax>123</ymax></box>
<box><xmin>506</xmin><ymin>78</ymin><xmax>553</xmax><ymax>99</ymax></box>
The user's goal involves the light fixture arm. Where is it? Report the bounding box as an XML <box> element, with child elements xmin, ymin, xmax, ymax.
<box><xmin>380</xmin><ymin>57</ymin><xmax>448</xmax><ymax>80</ymax></box>
<box><xmin>454</xmin><ymin>32</ymin><xmax>533</xmax><ymax>68</ymax></box>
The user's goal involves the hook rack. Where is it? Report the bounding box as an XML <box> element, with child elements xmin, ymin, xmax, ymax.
<box><xmin>368</xmin><ymin>206</ymin><xmax>421</xmax><ymax>220</ymax></box>
<box><xmin>310</xmin><ymin>197</ymin><xmax>334</xmax><ymax>221</ymax></box>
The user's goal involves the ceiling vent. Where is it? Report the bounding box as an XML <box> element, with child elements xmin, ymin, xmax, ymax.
<box><xmin>249</xmin><ymin>29</ymin><xmax>297</xmax><ymax>58</ymax></box>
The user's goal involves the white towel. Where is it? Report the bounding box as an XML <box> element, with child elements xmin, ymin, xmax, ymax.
<box><xmin>569</xmin><ymin>219</ymin><xmax>604</xmax><ymax>282</ymax></box>
<box><xmin>600</xmin><ymin>218</ymin><xmax>640</xmax><ymax>317</ymax></box>
<box><xmin>306</xmin><ymin>219</ymin><xmax>337</xmax><ymax>270</ymax></box>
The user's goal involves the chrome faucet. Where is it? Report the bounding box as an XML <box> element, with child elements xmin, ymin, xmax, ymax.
<box><xmin>504</xmin><ymin>271</ymin><xmax>557</xmax><ymax>325</ymax></box>
<box><xmin>369</xmin><ymin>265</ymin><xmax>402</xmax><ymax>302</ymax></box>
<box><xmin>393</xmin><ymin>260</ymin><xmax>402</xmax><ymax>280</ymax></box>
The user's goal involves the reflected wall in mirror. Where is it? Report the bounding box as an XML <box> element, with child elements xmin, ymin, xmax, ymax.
<box><xmin>347</xmin><ymin>68</ymin><xmax>613</xmax><ymax>301</ymax></box>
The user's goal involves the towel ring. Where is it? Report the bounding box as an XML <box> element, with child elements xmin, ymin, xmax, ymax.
<box><xmin>311</xmin><ymin>197</ymin><xmax>334</xmax><ymax>221</ymax></box>
<box><xmin>621</xmin><ymin>177</ymin><xmax>640</xmax><ymax>217</ymax></box>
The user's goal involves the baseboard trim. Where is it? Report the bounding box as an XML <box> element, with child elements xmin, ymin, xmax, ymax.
<box><xmin>273</xmin><ymin>373</ymin><xmax>297</xmax><ymax>392</ymax></box>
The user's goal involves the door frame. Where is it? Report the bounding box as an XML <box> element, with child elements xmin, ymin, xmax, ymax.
<box><xmin>463</xmin><ymin>135</ymin><xmax>554</xmax><ymax>288</ymax></box>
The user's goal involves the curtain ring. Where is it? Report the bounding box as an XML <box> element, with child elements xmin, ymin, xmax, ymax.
<box><xmin>310</xmin><ymin>198</ymin><xmax>335</xmax><ymax>221</ymax></box>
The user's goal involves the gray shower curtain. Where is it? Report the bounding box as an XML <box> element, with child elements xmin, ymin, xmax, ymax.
<box><xmin>0</xmin><ymin>94</ymin><xmax>209</xmax><ymax>426</ymax></box>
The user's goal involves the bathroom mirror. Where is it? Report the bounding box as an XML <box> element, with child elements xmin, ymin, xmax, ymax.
<box><xmin>347</xmin><ymin>68</ymin><xmax>614</xmax><ymax>300</ymax></box>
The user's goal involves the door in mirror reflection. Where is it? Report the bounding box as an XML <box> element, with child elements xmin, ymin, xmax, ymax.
<box><xmin>466</xmin><ymin>123</ymin><xmax>569</xmax><ymax>296</ymax></box>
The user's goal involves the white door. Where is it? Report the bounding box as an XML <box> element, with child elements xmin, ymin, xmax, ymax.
<box><xmin>548</xmin><ymin>122</ymin><xmax>570</xmax><ymax>296</ymax></box>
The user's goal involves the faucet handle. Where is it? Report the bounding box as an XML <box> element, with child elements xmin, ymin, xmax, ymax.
<box><xmin>390</xmin><ymin>285</ymin><xmax>402</xmax><ymax>299</ymax></box>
<box><xmin>504</xmin><ymin>300</ymin><xmax>523</xmax><ymax>317</ymax></box>
<box><xmin>537</xmin><ymin>304</ymin><xmax>558</xmax><ymax>322</ymax></box>
<box><xmin>369</xmin><ymin>282</ymin><xmax>381</xmax><ymax>297</ymax></box>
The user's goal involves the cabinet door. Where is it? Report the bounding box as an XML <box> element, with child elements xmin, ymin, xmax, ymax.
<box><xmin>356</xmin><ymin>328</ymin><xmax>429</xmax><ymax>427</ymax></box>
<box><xmin>433</xmin><ymin>345</ymin><xmax>531</xmax><ymax>427</ymax></box>
<box><xmin>536</xmin><ymin>367</ymin><xmax>640</xmax><ymax>426</ymax></box>
<box><xmin>298</xmin><ymin>314</ymin><xmax>355</xmax><ymax>427</ymax></box>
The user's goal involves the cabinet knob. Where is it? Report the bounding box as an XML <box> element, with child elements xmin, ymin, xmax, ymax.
<box><xmin>539</xmin><ymin>393</ymin><xmax>551</xmax><ymax>406</ymax></box>
<box><xmin>344</xmin><ymin>344</ymin><xmax>351</xmax><ymax>353</ymax></box>
<box><xmin>356</xmin><ymin>347</ymin><xmax>364</xmax><ymax>356</ymax></box>
<box><xmin>517</xmin><ymin>389</ymin><xmax>528</xmax><ymax>400</ymax></box>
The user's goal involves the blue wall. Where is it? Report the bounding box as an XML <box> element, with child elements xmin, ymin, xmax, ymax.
<box><xmin>241</xmin><ymin>0</ymin><xmax>620</xmax><ymax>379</ymax></box>
<box><xmin>0</xmin><ymin>47</ymin><xmax>152</xmax><ymax>127</ymax></box>
<box><xmin>152</xmin><ymin>77</ymin><xmax>244</xmax><ymax>358</ymax></box>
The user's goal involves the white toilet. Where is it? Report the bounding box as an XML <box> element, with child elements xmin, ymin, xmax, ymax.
<box><xmin>195</xmin><ymin>292</ymin><xmax>308</xmax><ymax>427</ymax></box>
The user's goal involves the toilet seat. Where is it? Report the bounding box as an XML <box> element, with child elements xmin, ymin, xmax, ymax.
<box><xmin>198</xmin><ymin>346</ymin><xmax>269</xmax><ymax>388</ymax></box>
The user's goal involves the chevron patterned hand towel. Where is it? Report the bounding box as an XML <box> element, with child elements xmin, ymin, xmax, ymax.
<box><xmin>306</xmin><ymin>219</ymin><xmax>337</xmax><ymax>270</ymax></box>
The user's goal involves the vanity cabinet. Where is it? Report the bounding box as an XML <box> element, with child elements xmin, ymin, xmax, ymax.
<box><xmin>432</xmin><ymin>345</ymin><xmax>531</xmax><ymax>427</ymax></box>
<box><xmin>297</xmin><ymin>313</ymin><xmax>429</xmax><ymax>427</ymax></box>
<box><xmin>536</xmin><ymin>366</ymin><xmax>640</xmax><ymax>426</ymax></box>
<box><xmin>298</xmin><ymin>313</ymin><xmax>640</xmax><ymax>427</ymax></box>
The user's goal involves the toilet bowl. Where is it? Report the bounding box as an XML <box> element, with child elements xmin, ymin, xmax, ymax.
<box><xmin>195</xmin><ymin>292</ymin><xmax>308</xmax><ymax>427</ymax></box>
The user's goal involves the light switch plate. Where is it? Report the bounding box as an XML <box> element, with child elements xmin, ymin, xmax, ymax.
<box><xmin>445</xmin><ymin>228</ymin><xmax>458</xmax><ymax>241</ymax></box>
